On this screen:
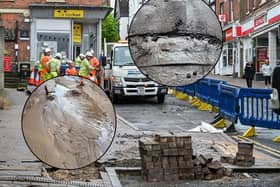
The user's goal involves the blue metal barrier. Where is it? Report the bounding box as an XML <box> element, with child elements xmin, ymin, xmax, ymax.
<box><xmin>239</xmin><ymin>88</ymin><xmax>280</xmax><ymax>129</ymax></box>
<box><xmin>218</xmin><ymin>84</ymin><xmax>239</xmax><ymax>122</ymax></box>
<box><xmin>195</xmin><ymin>79</ymin><xmax>209</xmax><ymax>103</ymax></box>
<box><xmin>208</xmin><ymin>79</ymin><xmax>226</xmax><ymax>108</ymax></box>
<box><xmin>184</xmin><ymin>83</ymin><xmax>196</xmax><ymax>97</ymax></box>
<box><xmin>175</xmin><ymin>86</ymin><xmax>186</xmax><ymax>93</ymax></box>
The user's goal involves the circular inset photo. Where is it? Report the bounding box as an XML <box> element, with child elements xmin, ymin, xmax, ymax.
<box><xmin>22</xmin><ymin>76</ymin><xmax>116</xmax><ymax>169</ymax></box>
<box><xmin>128</xmin><ymin>0</ymin><xmax>223</xmax><ymax>86</ymax></box>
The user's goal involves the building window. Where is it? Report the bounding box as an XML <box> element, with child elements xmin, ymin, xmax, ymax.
<box><xmin>253</xmin><ymin>0</ymin><xmax>257</xmax><ymax>9</ymax></box>
<box><xmin>220</xmin><ymin>2</ymin><xmax>224</xmax><ymax>14</ymax></box>
<box><xmin>229</xmin><ymin>0</ymin><xmax>234</xmax><ymax>22</ymax></box>
<box><xmin>259</xmin><ymin>0</ymin><xmax>267</xmax><ymax>6</ymax></box>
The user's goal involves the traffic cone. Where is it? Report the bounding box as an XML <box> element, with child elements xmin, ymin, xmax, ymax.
<box><xmin>34</xmin><ymin>71</ymin><xmax>40</xmax><ymax>86</ymax></box>
<box><xmin>28</xmin><ymin>68</ymin><xmax>35</xmax><ymax>85</ymax></box>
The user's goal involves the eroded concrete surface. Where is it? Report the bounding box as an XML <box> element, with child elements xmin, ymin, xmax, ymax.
<box><xmin>128</xmin><ymin>0</ymin><xmax>222</xmax><ymax>86</ymax></box>
<box><xmin>22</xmin><ymin>76</ymin><xmax>115</xmax><ymax>169</ymax></box>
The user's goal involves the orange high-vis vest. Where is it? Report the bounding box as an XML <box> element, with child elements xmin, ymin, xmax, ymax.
<box><xmin>41</xmin><ymin>55</ymin><xmax>51</xmax><ymax>74</ymax></box>
<box><xmin>66</xmin><ymin>67</ymin><xmax>78</xmax><ymax>76</ymax></box>
<box><xmin>90</xmin><ymin>57</ymin><xmax>99</xmax><ymax>76</ymax></box>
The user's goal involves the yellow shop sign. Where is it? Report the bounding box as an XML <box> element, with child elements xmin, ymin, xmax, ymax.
<box><xmin>54</xmin><ymin>9</ymin><xmax>84</xmax><ymax>18</ymax></box>
<box><xmin>73</xmin><ymin>23</ymin><xmax>82</xmax><ymax>43</ymax></box>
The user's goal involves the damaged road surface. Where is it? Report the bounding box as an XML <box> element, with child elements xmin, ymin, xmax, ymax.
<box><xmin>22</xmin><ymin>76</ymin><xmax>116</xmax><ymax>169</ymax></box>
<box><xmin>128</xmin><ymin>0</ymin><xmax>223</xmax><ymax>86</ymax></box>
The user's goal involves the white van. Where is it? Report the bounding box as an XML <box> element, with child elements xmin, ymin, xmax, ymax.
<box><xmin>103</xmin><ymin>41</ymin><xmax>167</xmax><ymax>103</ymax></box>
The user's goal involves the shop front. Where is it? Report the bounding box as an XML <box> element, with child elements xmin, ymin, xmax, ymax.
<box><xmin>216</xmin><ymin>26</ymin><xmax>240</xmax><ymax>76</ymax></box>
<box><xmin>250</xmin><ymin>4</ymin><xmax>280</xmax><ymax>79</ymax></box>
<box><xmin>29</xmin><ymin>4</ymin><xmax>112</xmax><ymax>63</ymax></box>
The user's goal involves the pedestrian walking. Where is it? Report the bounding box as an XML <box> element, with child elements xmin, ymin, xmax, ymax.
<box><xmin>65</xmin><ymin>60</ymin><xmax>78</xmax><ymax>76</ymax></box>
<box><xmin>261</xmin><ymin>59</ymin><xmax>272</xmax><ymax>88</ymax></box>
<box><xmin>244</xmin><ymin>61</ymin><xmax>255</xmax><ymax>88</ymax></box>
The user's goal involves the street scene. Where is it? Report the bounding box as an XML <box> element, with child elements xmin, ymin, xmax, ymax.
<box><xmin>1</xmin><ymin>0</ymin><xmax>280</xmax><ymax>186</ymax></box>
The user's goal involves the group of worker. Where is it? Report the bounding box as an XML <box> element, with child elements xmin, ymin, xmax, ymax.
<box><xmin>36</xmin><ymin>48</ymin><xmax>100</xmax><ymax>85</ymax></box>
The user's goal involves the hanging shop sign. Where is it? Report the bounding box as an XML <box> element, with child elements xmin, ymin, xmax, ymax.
<box><xmin>73</xmin><ymin>23</ymin><xmax>82</xmax><ymax>43</ymax></box>
<box><xmin>54</xmin><ymin>9</ymin><xmax>84</xmax><ymax>18</ymax></box>
<box><xmin>218</xmin><ymin>14</ymin><xmax>227</xmax><ymax>23</ymax></box>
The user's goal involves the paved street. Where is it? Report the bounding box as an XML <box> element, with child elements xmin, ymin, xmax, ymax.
<box><xmin>116</xmin><ymin>95</ymin><xmax>215</xmax><ymax>132</ymax></box>
<box><xmin>0</xmin><ymin>89</ymin><xmax>41</xmax><ymax>176</ymax></box>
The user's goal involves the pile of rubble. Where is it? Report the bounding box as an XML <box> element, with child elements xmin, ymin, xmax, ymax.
<box><xmin>221</xmin><ymin>141</ymin><xmax>255</xmax><ymax>167</ymax></box>
<box><xmin>139</xmin><ymin>134</ymin><xmax>232</xmax><ymax>182</ymax></box>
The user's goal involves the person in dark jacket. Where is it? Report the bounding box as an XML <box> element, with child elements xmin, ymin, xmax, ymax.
<box><xmin>244</xmin><ymin>61</ymin><xmax>255</xmax><ymax>88</ymax></box>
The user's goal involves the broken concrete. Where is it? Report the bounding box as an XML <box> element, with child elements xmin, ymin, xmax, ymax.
<box><xmin>128</xmin><ymin>0</ymin><xmax>222</xmax><ymax>86</ymax></box>
<box><xmin>22</xmin><ymin>76</ymin><xmax>116</xmax><ymax>169</ymax></box>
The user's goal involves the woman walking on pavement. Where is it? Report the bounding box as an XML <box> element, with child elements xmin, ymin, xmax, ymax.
<box><xmin>244</xmin><ymin>61</ymin><xmax>255</xmax><ymax>88</ymax></box>
<box><xmin>261</xmin><ymin>59</ymin><xmax>272</xmax><ymax>88</ymax></box>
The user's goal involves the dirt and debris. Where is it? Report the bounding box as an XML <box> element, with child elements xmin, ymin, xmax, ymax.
<box><xmin>46</xmin><ymin>163</ymin><xmax>100</xmax><ymax>181</ymax></box>
<box><xmin>22</xmin><ymin>76</ymin><xmax>116</xmax><ymax>169</ymax></box>
<box><xmin>0</xmin><ymin>90</ymin><xmax>10</xmax><ymax>110</ymax></box>
<box><xmin>128</xmin><ymin>0</ymin><xmax>222</xmax><ymax>86</ymax></box>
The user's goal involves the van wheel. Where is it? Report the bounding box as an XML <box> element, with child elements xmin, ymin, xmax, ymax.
<box><xmin>157</xmin><ymin>95</ymin><xmax>165</xmax><ymax>104</ymax></box>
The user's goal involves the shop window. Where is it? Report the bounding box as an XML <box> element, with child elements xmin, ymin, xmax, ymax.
<box><xmin>228</xmin><ymin>43</ymin><xmax>233</xmax><ymax>66</ymax></box>
<box><xmin>37</xmin><ymin>32</ymin><xmax>70</xmax><ymax>59</ymax></box>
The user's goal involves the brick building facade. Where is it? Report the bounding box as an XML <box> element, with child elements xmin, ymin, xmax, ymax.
<box><xmin>0</xmin><ymin>0</ymin><xmax>112</xmax><ymax>66</ymax></box>
<box><xmin>215</xmin><ymin>0</ymin><xmax>280</xmax><ymax>78</ymax></box>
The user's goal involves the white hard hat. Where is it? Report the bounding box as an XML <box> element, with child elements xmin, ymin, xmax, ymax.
<box><xmin>79</xmin><ymin>53</ymin><xmax>85</xmax><ymax>57</ymax></box>
<box><xmin>90</xmin><ymin>49</ymin><xmax>95</xmax><ymax>54</ymax></box>
<box><xmin>55</xmin><ymin>52</ymin><xmax>62</xmax><ymax>59</ymax></box>
<box><xmin>68</xmin><ymin>60</ymin><xmax>74</xmax><ymax>64</ymax></box>
<box><xmin>86</xmin><ymin>51</ymin><xmax>93</xmax><ymax>57</ymax></box>
<box><xmin>45</xmin><ymin>48</ymin><xmax>51</xmax><ymax>53</ymax></box>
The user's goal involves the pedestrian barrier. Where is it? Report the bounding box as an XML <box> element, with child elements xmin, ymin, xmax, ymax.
<box><xmin>173</xmin><ymin>78</ymin><xmax>280</xmax><ymax>142</ymax></box>
<box><xmin>208</xmin><ymin>79</ymin><xmax>226</xmax><ymax>108</ymax></box>
<box><xmin>173</xmin><ymin>86</ymin><xmax>189</xmax><ymax>101</ymax></box>
<box><xmin>239</xmin><ymin>88</ymin><xmax>280</xmax><ymax>142</ymax></box>
<box><xmin>218</xmin><ymin>84</ymin><xmax>239</xmax><ymax>123</ymax></box>
<box><xmin>195</xmin><ymin>79</ymin><xmax>209</xmax><ymax>103</ymax></box>
<box><xmin>184</xmin><ymin>83</ymin><xmax>195</xmax><ymax>97</ymax></box>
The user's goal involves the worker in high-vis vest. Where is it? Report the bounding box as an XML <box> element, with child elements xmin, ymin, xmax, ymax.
<box><xmin>39</xmin><ymin>48</ymin><xmax>52</xmax><ymax>82</ymax></box>
<box><xmin>89</xmin><ymin>50</ymin><xmax>100</xmax><ymax>80</ymax></box>
<box><xmin>66</xmin><ymin>60</ymin><xmax>78</xmax><ymax>76</ymax></box>
<box><xmin>45</xmin><ymin>53</ymin><xmax>62</xmax><ymax>80</ymax></box>
<box><xmin>75</xmin><ymin>53</ymin><xmax>85</xmax><ymax>67</ymax></box>
<box><xmin>79</xmin><ymin>51</ymin><xmax>95</xmax><ymax>78</ymax></box>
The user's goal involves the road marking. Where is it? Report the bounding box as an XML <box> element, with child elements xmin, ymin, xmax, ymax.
<box><xmin>117</xmin><ymin>115</ymin><xmax>140</xmax><ymax>131</ymax></box>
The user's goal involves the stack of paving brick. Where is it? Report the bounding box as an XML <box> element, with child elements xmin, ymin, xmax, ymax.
<box><xmin>235</xmin><ymin>142</ymin><xmax>255</xmax><ymax>166</ymax></box>
<box><xmin>139</xmin><ymin>134</ymin><xmax>194</xmax><ymax>182</ymax></box>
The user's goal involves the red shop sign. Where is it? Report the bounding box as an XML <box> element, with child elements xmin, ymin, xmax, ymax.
<box><xmin>254</xmin><ymin>16</ymin><xmax>265</xmax><ymax>28</ymax></box>
<box><xmin>225</xmin><ymin>28</ymin><xmax>233</xmax><ymax>42</ymax></box>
